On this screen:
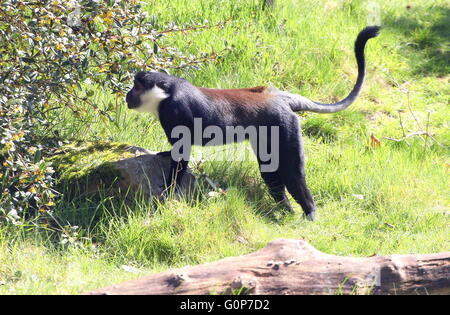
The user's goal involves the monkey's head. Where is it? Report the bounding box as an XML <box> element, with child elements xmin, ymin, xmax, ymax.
<box><xmin>126</xmin><ymin>71</ymin><xmax>172</xmax><ymax>113</ymax></box>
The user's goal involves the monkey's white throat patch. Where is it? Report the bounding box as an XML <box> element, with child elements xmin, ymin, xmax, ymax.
<box><xmin>134</xmin><ymin>86</ymin><xmax>169</xmax><ymax>114</ymax></box>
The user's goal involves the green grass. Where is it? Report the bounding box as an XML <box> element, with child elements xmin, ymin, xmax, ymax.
<box><xmin>1</xmin><ymin>0</ymin><xmax>449</xmax><ymax>294</ymax></box>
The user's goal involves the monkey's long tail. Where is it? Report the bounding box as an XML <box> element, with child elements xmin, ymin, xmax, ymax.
<box><xmin>289</xmin><ymin>26</ymin><xmax>380</xmax><ymax>113</ymax></box>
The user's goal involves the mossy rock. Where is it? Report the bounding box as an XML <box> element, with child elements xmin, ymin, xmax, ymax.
<box><xmin>49</xmin><ymin>141</ymin><xmax>133</xmax><ymax>191</ymax></box>
<box><xmin>49</xmin><ymin>141</ymin><xmax>196</xmax><ymax>198</ymax></box>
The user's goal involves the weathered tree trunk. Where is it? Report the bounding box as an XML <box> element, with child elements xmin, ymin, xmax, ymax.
<box><xmin>86</xmin><ymin>239</ymin><xmax>450</xmax><ymax>295</ymax></box>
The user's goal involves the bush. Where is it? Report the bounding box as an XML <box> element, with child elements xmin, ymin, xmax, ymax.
<box><xmin>0</xmin><ymin>103</ymin><xmax>58</xmax><ymax>225</ymax></box>
<box><xmin>0</xmin><ymin>0</ymin><xmax>221</xmax><ymax>227</ymax></box>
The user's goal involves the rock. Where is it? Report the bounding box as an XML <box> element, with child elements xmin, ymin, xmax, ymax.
<box><xmin>115</xmin><ymin>147</ymin><xmax>196</xmax><ymax>198</ymax></box>
<box><xmin>50</xmin><ymin>141</ymin><xmax>196</xmax><ymax>199</ymax></box>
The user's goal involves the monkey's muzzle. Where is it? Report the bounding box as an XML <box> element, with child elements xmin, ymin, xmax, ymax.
<box><xmin>125</xmin><ymin>92</ymin><xmax>139</xmax><ymax>109</ymax></box>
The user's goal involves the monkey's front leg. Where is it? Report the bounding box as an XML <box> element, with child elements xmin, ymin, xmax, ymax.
<box><xmin>163</xmin><ymin>142</ymin><xmax>191</xmax><ymax>196</ymax></box>
<box><xmin>168</xmin><ymin>158</ymin><xmax>189</xmax><ymax>189</ymax></box>
<box><xmin>157</xmin><ymin>151</ymin><xmax>183</xmax><ymax>192</ymax></box>
<box><xmin>161</xmin><ymin>158</ymin><xmax>188</xmax><ymax>197</ymax></box>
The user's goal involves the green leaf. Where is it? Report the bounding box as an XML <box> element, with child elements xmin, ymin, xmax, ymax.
<box><xmin>34</xmin><ymin>150</ymin><xmax>42</xmax><ymax>163</ymax></box>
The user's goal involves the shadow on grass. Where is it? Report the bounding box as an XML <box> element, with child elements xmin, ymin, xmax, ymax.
<box><xmin>383</xmin><ymin>5</ymin><xmax>449</xmax><ymax>77</ymax></box>
<box><xmin>204</xmin><ymin>162</ymin><xmax>295</xmax><ymax>223</ymax></box>
<box><xmin>51</xmin><ymin>181</ymin><xmax>149</xmax><ymax>233</ymax></box>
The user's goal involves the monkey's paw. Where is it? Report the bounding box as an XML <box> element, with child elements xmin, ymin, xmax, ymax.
<box><xmin>305</xmin><ymin>211</ymin><xmax>316</xmax><ymax>221</ymax></box>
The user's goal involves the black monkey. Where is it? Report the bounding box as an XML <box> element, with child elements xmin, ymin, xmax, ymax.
<box><xmin>126</xmin><ymin>26</ymin><xmax>380</xmax><ymax>221</ymax></box>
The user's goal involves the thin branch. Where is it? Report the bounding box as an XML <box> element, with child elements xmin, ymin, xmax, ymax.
<box><xmin>383</xmin><ymin>131</ymin><xmax>432</xmax><ymax>142</ymax></box>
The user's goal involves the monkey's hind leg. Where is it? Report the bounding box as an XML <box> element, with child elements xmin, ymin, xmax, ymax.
<box><xmin>278</xmin><ymin>119</ymin><xmax>317</xmax><ymax>221</ymax></box>
<box><xmin>254</xmin><ymin>133</ymin><xmax>292</xmax><ymax>214</ymax></box>
<box><xmin>260</xmin><ymin>170</ymin><xmax>293</xmax><ymax>213</ymax></box>
<box><xmin>280</xmin><ymin>157</ymin><xmax>316</xmax><ymax>221</ymax></box>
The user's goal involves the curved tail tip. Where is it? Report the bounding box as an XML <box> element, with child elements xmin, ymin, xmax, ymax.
<box><xmin>361</xmin><ymin>25</ymin><xmax>381</xmax><ymax>39</ymax></box>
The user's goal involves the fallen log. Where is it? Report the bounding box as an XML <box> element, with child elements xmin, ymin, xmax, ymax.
<box><xmin>86</xmin><ymin>239</ymin><xmax>450</xmax><ymax>295</ymax></box>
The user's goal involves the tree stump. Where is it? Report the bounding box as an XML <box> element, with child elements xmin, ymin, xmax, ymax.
<box><xmin>86</xmin><ymin>239</ymin><xmax>450</xmax><ymax>295</ymax></box>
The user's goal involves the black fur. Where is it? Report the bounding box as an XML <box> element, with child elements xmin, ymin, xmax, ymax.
<box><xmin>126</xmin><ymin>27</ymin><xmax>380</xmax><ymax>221</ymax></box>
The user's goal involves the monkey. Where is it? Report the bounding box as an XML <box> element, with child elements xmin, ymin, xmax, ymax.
<box><xmin>126</xmin><ymin>26</ymin><xmax>380</xmax><ymax>221</ymax></box>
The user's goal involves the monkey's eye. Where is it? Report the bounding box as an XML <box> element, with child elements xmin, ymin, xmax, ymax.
<box><xmin>158</xmin><ymin>82</ymin><xmax>168</xmax><ymax>90</ymax></box>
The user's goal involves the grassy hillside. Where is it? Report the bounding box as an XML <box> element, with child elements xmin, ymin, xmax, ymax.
<box><xmin>0</xmin><ymin>0</ymin><xmax>448</xmax><ymax>294</ymax></box>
